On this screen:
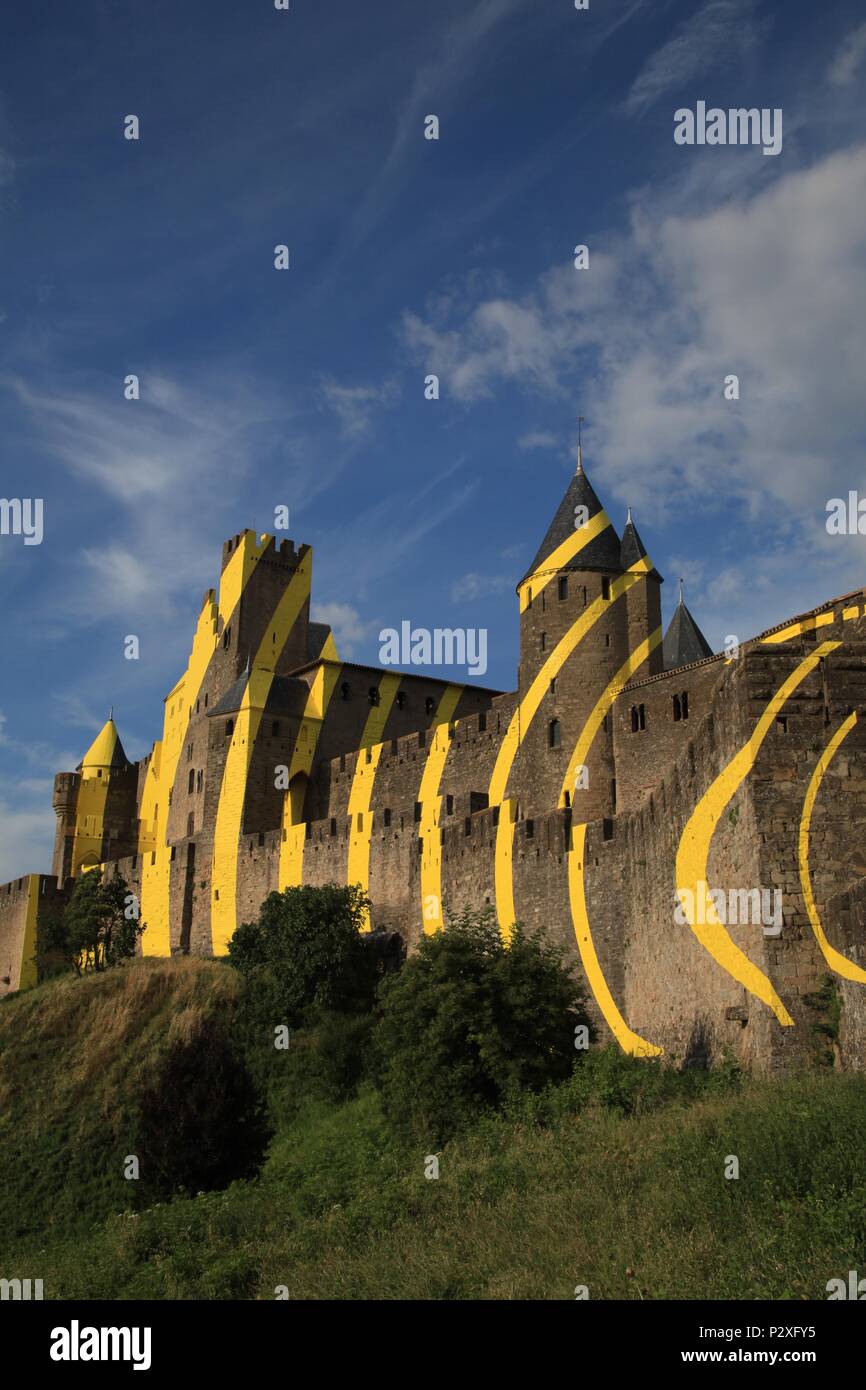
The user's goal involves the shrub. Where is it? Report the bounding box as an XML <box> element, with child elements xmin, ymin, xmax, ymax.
<box><xmin>227</xmin><ymin>884</ymin><xmax>379</xmax><ymax>1026</ymax></box>
<box><xmin>372</xmin><ymin>907</ymin><xmax>590</xmax><ymax>1142</ymax></box>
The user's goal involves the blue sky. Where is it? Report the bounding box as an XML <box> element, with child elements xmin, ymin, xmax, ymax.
<box><xmin>2</xmin><ymin>0</ymin><xmax>866</xmax><ymax>879</ymax></box>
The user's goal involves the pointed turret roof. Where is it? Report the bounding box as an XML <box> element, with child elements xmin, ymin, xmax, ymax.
<box><xmin>662</xmin><ymin>583</ymin><xmax>713</xmax><ymax>669</ymax></box>
<box><xmin>519</xmin><ymin>455</ymin><xmax>622</xmax><ymax>587</ymax></box>
<box><xmin>78</xmin><ymin>716</ymin><xmax>128</xmax><ymax>771</ymax></box>
<box><xmin>619</xmin><ymin>508</ymin><xmax>663</xmax><ymax>580</ymax></box>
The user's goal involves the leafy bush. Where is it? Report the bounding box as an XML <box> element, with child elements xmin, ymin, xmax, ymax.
<box><xmin>227</xmin><ymin>884</ymin><xmax>379</xmax><ymax>1027</ymax></box>
<box><xmin>372</xmin><ymin>907</ymin><xmax>590</xmax><ymax>1142</ymax></box>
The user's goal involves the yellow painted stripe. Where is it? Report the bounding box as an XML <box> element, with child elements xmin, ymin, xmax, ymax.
<box><xmin>489</xmin><ymin>559</ymin><xmax>651</xmax><ymax>940</ymax></box>
<box><xmin>518</xmin><ymin>509</ymin><xmax>612</xmax><ymax>613</ymax></box>
<box><xmin>72</xmin><ymin>770</ymin><xmax>110</xmax><ymax>877</ymax></box>
<box><xmin>139</xmin><ymin>541</ymin><xmax>261</xmax><ymax>955</ymax></box>
<box><xmin>418</xmin><ymin>685</ymin><xmax>463</xmax><ymax>934</ymax></box>
<box><xmin>569</xmin><ymin>825</ymin><xmax>662</xmax><ymax>1056</ymax></box>
<box><xmin>211</xmin><ymin>551</ymin><xmax>312</xmax><ymax>954</ymax></box>
<box><xmin>843</xmin><ymin>605</ymin><xmax>860</xmax><ymax>622</ymax></box>
<box><xmin>559</xmin><ymin>627</ymin><xmax>663</xmax><ymax>808</ymax></box>
<box><xmin>492</xmin><ymin>558</ymin><xmax>651</xmax><ymax>807</ymax></box>
<box><xmin>676</xmin><ymin>641</ymin><xmax>840</xmax><ymax>1025</ymax></box>
<box><xmin>279</xmin><ymin>662</ymin><xmax>343</xmax><ymax>890</ymax></box>
<box><xmin>17</xmin><ymin>875</ymin><xmax>40</xmax><ymax>991</ymax></box>
<box><xmin>346</xmin><ymin>673</ymin><xmax>401</xmax><ymax>930</ymax></box>
<box><xmin>799</xmin><ymin>711</ymin><xmax>866</xmax><ymax>983</ymax></box>
<box><xmin>494</xmin><ymin>798</ymin><xmax>518</xmax><ymax>943</ymax></box>
<box><xmin>762</xmin><ymin>611</ymin><xmax>835</xmax><ymax>644</ymax></box>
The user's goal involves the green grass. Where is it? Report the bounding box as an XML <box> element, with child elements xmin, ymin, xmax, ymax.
<box><xmin>2</xmin><ymin>959</ymin><xmax>865</xmax><ymax>1300</ymax></box>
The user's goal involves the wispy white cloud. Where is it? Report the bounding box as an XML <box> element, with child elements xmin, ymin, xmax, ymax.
<box><xmin>310</xmin><ymin>601</ymin><xmax>378</xmax><ymax>658</ymax></box>
<box><xmin>518</xmin><ymin>430</ymin><xmax>560</xmax><ymax>451</ymax></box>
<box><xmin>320</xmin><ymin>377</ymin><xmax>398</xmax><ymax>438</ymax></box>
<box><xmin>828</xmin><ymin>21</ymin><xmax>866</xmax><ymax>87</ymax></box>
<box><xmin>626</xmin><ymin>0</ymin><xmax>768</xmax><ymax>115</ymax></box>
<box><xmin>450</xmin><ymin>572</ymin><xmax>513</xmax><ymax>602</ymax></box>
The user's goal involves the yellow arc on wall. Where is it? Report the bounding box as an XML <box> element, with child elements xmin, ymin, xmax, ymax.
<box><xmin>798</xmin><ymin>710</ymin><xmax>866</xmax><ymax>983</ymax></box>
<box><xmin>279</xmin><ymin>661</ymin><xmax>343</xmax><ymax>890</ymax></box>
<box><xmin>489</xmin><ymin>557</ymin><xmax>652</xmax><ymax>939</ymax></box>
<box><xmin>418</xmin><ymin>685</ymin><xmax>464</xmax><ymax>934</ymax></box>
<box><xmin>675</xmin><ymin>641</ymin><xmax>841</xmax><ymax>1026</ymax></box>
<box><xmin>569</xmin><ymin>825</ymin><xmax>662</xmax><ymax>1057</ymax></box>
<box><xmin>210</xmin><ymin>550</ymin><xmax>312</xmax><ymax>955</ymax></box>
<box><xmin>346</xmin><ymin>673</ymin><xmax>401</xmax><ymax>931</ymax></box>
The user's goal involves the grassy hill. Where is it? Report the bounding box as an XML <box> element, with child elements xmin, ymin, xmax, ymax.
<box><xmin>1</xmin><ymin>958</ymin><xmax>865</xmax><ymax>1300</ymax></box>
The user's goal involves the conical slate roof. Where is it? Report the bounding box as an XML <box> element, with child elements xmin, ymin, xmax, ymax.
<box><xmin>663</xmin><ymin>592</ymin><xmax>713</xmax><ymax>670</ymax></box>
<box><xmin>619</xmin><ymin>510</ymin><xmax>663</xmax><ymax>580</ymax></box>
<box><xmin>520</xmin><ymin>460</ymin><xmax>622</xmax><ymax>585</ymax></box>
<box><xmin>78</xmin><ymin>717</ymin><xmax>128</xmax><ymax>771</ymax></box>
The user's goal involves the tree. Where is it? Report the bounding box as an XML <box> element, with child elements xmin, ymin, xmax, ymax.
<box><xmin>373</xmin><ymin>907</ymin><xmax>591</xmax><ymax>1142</ymax></box>
<box><xmin>58</xmin><ymin>868</ymin><xmax>145</xmax><ymax>975</ymax></box>
<box><xmin>227</xmin><ymin>884</ymin><xmax>379</xmax><ymax>1024</ymax></box>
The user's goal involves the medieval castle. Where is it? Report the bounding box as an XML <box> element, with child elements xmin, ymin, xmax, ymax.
<box><xmin>3</xmin><ymin>454</ymin><xmax>866</xmax><ymax>1073</ymax></box>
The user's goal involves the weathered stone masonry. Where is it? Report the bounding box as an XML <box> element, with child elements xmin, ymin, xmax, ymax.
<box><xmin>3</xmin><ymin>462</ymin><xmax>866</xmax><ymax>1074</ymax></box>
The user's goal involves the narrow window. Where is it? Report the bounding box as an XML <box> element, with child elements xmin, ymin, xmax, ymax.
<box><xmin>558</xmin><ymin>575</ymin><xmax>568</xmax><ymax>601</ymax></box>
<box><xmin>673</xmin><ymin>694</ymin><xmax>682</xmax><ymax>722</ymax></box>
<box><xmin>188</xmin><ymin>769</ymin><xmax>195</xmax><ymax>794</ymax></box>
<box><xmin>610</xmin><ymin>779</ymin><xmax>617</xmax><ymax>813</ymax></box>
<box><xmin>414</xmin><ymin>802</ymin><xmax>422</xmax><ymax>823</ymax></box>
<box><xmin>384</xmin><ymin>809</ymin><xmax>392</xmax><ymax>828</ymax></box>
<box><xmin>479</xmin><ymin>711</ymin><xmax>487</xmax><ymax>732</ymax></box>
<box><xmin>204</xmin><ymin>693</ymin><xmax>208</xmax><ymax>708</ymax></box>
<box><xmin>340</xmin><ymin>682</ymin><xmax>351</xmax><ymax>700</ymax></box>
<box><xmin>776</xmin><ymin>716</ymin><xmax>788</xmax><ymax>733</ymax></box>
<box><xmin>527</xmin><ymin>587</ymin><xmax>533</xmax><ymax>608</ymax></box>
<box><xmin>186</xmin><ymin>813</ymin><xmax>194</xmax><ymax>837</ymax></box>
<box><xmin>396</xmin><ymin>690</ymin><xmax>406</xmax><ymax>709</ymax></box>
<box><xmin>602</xmin><ymin>817</ymin><xmax>614</xmax><ymax>842</ymax></box>
<box><xmin>526</xmin><ymin>819</ymin><xmax>534</xmax><ymax>839</ymax></box>
<box><xmin>604</xmin><ymin>633</ymin><xmax>611</xmax><ymax>647</ymax></box>
<box><xmin>196</xmin><ymin>770</ymin><xmax>203</xmax><ymax>793</ymax></box>
<box><xmin>223</xmin><ymin>626</ymin><xmax>231</xmax><ymax>649</ymax></box>
<box><xmin>540</xmin><ymin>631</ymin><xmax>547</xmax><ymax>652</ymax></box>
<box><xmin>681</xmin><ymin>691</ymin><xmax>689</xmax><ymax>720</ymax></box>
<box><xmin>425</xmin><ymin>697</ymin><xmax>435</xmax><ymax>715</ymax></box>
<box><xmin>639</xmin><ymin>704</ymin><xmax>646</xmax><ymax>731</ymax></box>
<box><xmin>330</xmin><ymin>817</ymin><xmax>337</xmax><ymax>836</ymax></box>
<box><xmin>601</xmin><ymin>577</ymin><xmax>611</xmax><ymax>600</ymax></box>
<box><xmin>446</xmin><ymin>795</ymin><xmax>454</xmax><ymax>815</ymax></box>
<box><xmin>225</xmin><ymin>719</ymin><xmax>234</xmax><ymax>736</ymax></box>
<box><xmin>272</xmin><ymin>720</ymin><xmax>280</xmax><ymax>737</ymax></box>
<box><xmin>550</xmin><ymin>678</ymin><xmax>556</xmax><ymax>695</ymax></box>
<box><xmin>542</xmin><ymin>590</ymin><xmax>546</xmax><ymax>612</ymax></box>
<box><xmin>549</xmin><ymin>718</ymin><xmax>561</xmax><ymax>748</ymax></box>
<box><xmin>564</xmin><ymin>790</ymin><xmax>571</xmax><ymax>808</ymax></box>
<box><xmin>630</xmin><ymin>706</ymin><xmax>639</xmax><ymax>733</ymax></box>
<box><xmin>369</xmin><ymin>686</ymin><xmax>380</xmax><ymax>706</ymax></box>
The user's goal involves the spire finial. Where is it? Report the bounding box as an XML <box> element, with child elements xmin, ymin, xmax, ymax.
<box><xmin>577</xmin><ymin>414</ymin><xmax>584</xmax><ymax>474</ymax></box>
<box><xmin>626</xmin><ymin>506</ymin><xmax>633</xmax><ymax>525</ymax></box>
<box><xmin>679</xmin><ymin>577</ymin><xmax>685</xmax><ymax>605</ymax></box>
<box><xmin>109</xmin><ymin>705</ymin><xmax>114</xmax><ymax>721</ymax></box>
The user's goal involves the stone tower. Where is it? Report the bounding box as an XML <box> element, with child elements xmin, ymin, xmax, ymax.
<box><xmin>51</xmin><ymin>716</ymin><xmax>138</xmax><ymax>880</ymax></box>
<box><xmin>513</xmin><ymin>451</ymin><xmax>633</xmax><ymax>822</ymax></box>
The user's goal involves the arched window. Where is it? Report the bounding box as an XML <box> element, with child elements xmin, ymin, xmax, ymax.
<box><xmin>225</xmin><ymin>719</ymin><xmax>234</xmax><ymax>736</ymax></box>
<box><xmin>548</xmin><ymin>718</ymin><xmax>561</xmax><ymax>748</ymax></box>
<box><xmin>188</xmin><ymin>769</ymin><xmax>195</xmax><ymax>794</ymax></box>
<box><xmin>340</xmin><ymin>682</ymin><xmax>351</xmax><ymax>701</ymax></box>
